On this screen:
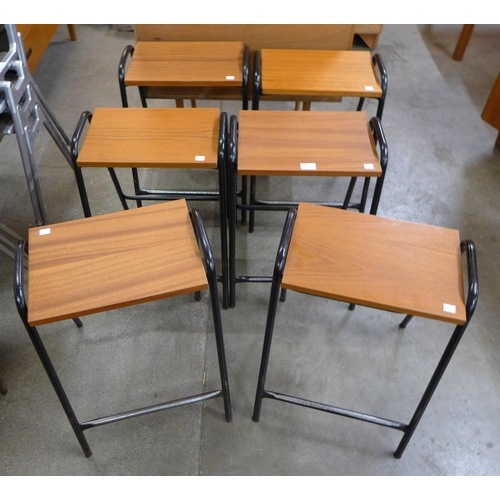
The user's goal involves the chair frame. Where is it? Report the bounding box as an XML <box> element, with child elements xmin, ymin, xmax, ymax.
<box><xmin>252</xmin><ymin>211</ymin><xmax>479</xmax><ymax>459</ymax></box>
<box><xmin>13</xmin><ymin>208</ymin><xmax>232</xmax><ymax>458</ymax></box>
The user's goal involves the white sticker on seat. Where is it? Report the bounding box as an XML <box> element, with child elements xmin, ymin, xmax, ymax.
<box><xmin>39</xmin><ymin>228</ymin><xmax>51</xmax><ymax>236</ymax></box>
<box><xmin>365</xmin><ymin>86</ymin><xmax>374</xmax><ymax>91</ymax></box>
<box><xmin>364</xmin><ymin>163</ymin><xmax>375</xmax><ymax>170</ymax></box>
<box><xmin>195</xmin><ymin>156</ymin><xmax>206</xmax><ymax>162</ymax></box>
<box><xmin>226</xmin><ymin>76</ymin><xmax>235</xmax><ymax>80</ymax></box>
<box><xmin>443</xmin><ymin>303</ymin><xmax>456</xmax><ymax>314</ymax></box>
<box><xmin>300</xmin><ymin>163</ymin><xmax>316</xmax><ymax>170</ymax></box>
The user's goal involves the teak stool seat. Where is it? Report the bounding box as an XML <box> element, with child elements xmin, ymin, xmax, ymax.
<box><xmin>253</xmin><ymin>203</ymin><xmax>478</xmax><ymax>458</ymax></box>
<box><xmin>71</xmin><ymin>107</ymin><xmax>230</xmax><ymax>306</ymax></box>
<box><xmin>227</xmin><ymin>112</ymin><xmax>388</xmax><ymax>307</ymax></box>
<box><xmin>252</xmin><ymin>49</ymin><xmax>387</xmax><ymax>118</ymax></box>
<box><xmin>13</xmin><ymin>200</ymin><xmax>232</xmax><ymax>457</ymax></box>
<box><xmin>119</xmin><ymin>41</ymin><xmax>250</xmax><ymax>109</ymax></box>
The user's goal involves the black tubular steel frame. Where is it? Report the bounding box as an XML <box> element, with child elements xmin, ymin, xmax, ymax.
<box><xmin>118</xmin><ymin>44</ymin><xmax>250</xmax><ymax>110</ymax></box>
<box><xmin>252</xmin><ymin>50</ymin><xmax>388</xmax><ymax>121</ymax></box>
<box><xmin>252</xmin><ymin>237</ymin><xmax>479</xmax><ymax>459</ymax></box>
<box><xmin>70</xmin><ymin>111</ymin><xmax>230</xmax><ymax>309</ymax></box>
<box><xmin>246</xmin><ymin>115</ymin><xmax>388</xmax><ymax>233</ymax></box>
<box><xmin>226</xmin><ymin>115</ymin><xmax>389</xmax><ymax>307</ymax></box>
<box><xmin>12</xmin><ymin>209</ymin><xmax>232</xmax><ymax>458</ymax></box>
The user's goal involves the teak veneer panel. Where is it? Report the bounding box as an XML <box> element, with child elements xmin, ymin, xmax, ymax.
<box><xmin>76</xmin><ymin>108</ymin><xmax>220</xmax><ymax>169</ymax></box>
<box><xmin>133</xmin><ymin>25</ymin><xmax>354</xmax><ymax>51</ymax></box>
<box><xmin>282</xmin><ymin>203</ymin><xmax>466</xmax><ymax>325</ymax></box>
<box><xmin>27</xmin><ymin>200</ymin><xmax>207</xmax><ymax>326</ymax></box>
<box><xmin>124</xmin><ymin>41</ymin><xmax>244</xmax><ymax>87</ymax></box>
<box><xmin>237</xmin><ymin>111</ymin><xmax>381</xmax><ymax>177</ymax></box>
<box><xmin>261</xmin><ymin>49</ymin><xmax>382</xmax><ymax>98</ymax></box>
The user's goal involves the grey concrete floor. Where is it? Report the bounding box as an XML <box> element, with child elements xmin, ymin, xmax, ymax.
<box><xmin>1</xmin><ymin>24</ymin><xmax>500</xmax><ymax>476</ymax></box>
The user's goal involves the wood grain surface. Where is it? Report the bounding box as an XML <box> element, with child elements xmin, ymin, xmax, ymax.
<box><xmin>76</xmin><ymin>108</ymin><xmax>220</xmax><ymax>169</ymax></box>
<box><xmin>237</xmin><ymin>111</ymin><xmax>381</xmax><ymax>177</ymax></box>
<box><xmin>125</xmin><ymin>41</ymin><xmax>244</xmax><ymax>87</ymax></box>
<box><xmin>27</xmin><ymin>200</ymin><xmax>208</xmax><ymax>326</ymax></box>
<box><xmin>282</xmin><ymin>203</ymin><xmax>466</xmax><ymax>324</ymax></box>
<box><xmin>261</xmin><ymin>49</ymin><xmax>382</xmax><ymax>98</ymax></box>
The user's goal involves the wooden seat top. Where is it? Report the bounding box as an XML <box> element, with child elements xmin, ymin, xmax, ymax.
<box><xmin>282</xmin><ymin>203</ymin><xmax>466</xmax><ymax>325</ymax></box>
<box><xmin>237</xmin><ymin>111</ymin><xmax>381</xmax><ymax>177</ymax></box>
<box><xmin>27</xmin><ymin>200</ymin><xmax>208</xmax><ymax>326</ymax></box>
<box><xmin>261</xmin><ymin>49</ymin><xmax>382</xmax><ymax>98</ymax></box>
<box><xmin>76</xmin><ymin>107</ymin><xmax>220</xmax><ymax>169</ymax></box>
<box><xmin>125</xmin><ymin>41</ymin><xmax>244</xmax><ymax>87</ymax></box>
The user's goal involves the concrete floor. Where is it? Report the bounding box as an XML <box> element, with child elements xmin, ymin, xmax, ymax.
<box><xmin>1</xmin><ymin>24</ymin><xmax>500</xmax><ymax>476</ymax></box>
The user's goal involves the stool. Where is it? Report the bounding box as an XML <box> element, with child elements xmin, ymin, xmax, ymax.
<box><xmin>253</xmin><ymin>203</ymin><xmax>478</xmax><ymax>458</ymax></box>
<box><xmin>13</xmin><ymin>199</ymin><xmax>232</xmax><ymax>457</ymax></box>
<box><xmin>252</xmin><ymin>49</ymin><xmax>387</xmax><ymax>119</ymax></box>
<box><xmin>119</xmin><ymin>41</ymin><xmax>250</xmax><ymax>109</ymax></box>
<box><xmin>227</xmin><ymin>112</ymin><xmax>388</xmax><ymax>307</ymax></box>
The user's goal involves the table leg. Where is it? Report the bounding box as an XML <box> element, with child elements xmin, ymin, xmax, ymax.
<box><xmin>452</xmin><ymin>25</ymin><xmax>474</xmax><ymax>61</ymax></box>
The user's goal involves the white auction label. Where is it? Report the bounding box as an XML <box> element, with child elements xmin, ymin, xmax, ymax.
<box><xmin>365</xmin><ymin>86</ymin><xmax>374</xmax><ymax>91</ymax></box>
<box><xmin>443</xmin><ymin>303</ymin><xmax>456</xmax><ymax>314</ymax></box>
<box><xmin>364</xmin><ymin>163</ymin><xmax>375</xmax><ymax>170</ymax></box>
<box><xmin>39</xmin><ymin>228</ymin><xmax>51</xmax><ymax>236</ymax></box>
<box><xmin>300</xmin><ymin>163</ymin><xmax>317</xmax><ymax>170</ymax></box>
<box><xmin>195</xmin><ymin>156</ymin><xmax>206</xmax><ymax>162</ymax></box>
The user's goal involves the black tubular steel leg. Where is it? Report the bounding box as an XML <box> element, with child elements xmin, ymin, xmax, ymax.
<box><xmin>0</xmin><ymin>373</ymin><xmax>7</xmax><ymax>395</ymax></box>
<box><xmin>252</xmin><ymin>209</ymin><xmax>297</xmax><ymax>422</ymax></box>
<box><xmin>249</xmin><ymin>176</ymin><xmax>257</xmax><ymax>233</ymax></box>
<box><xmin>73</xmin><ymin>317</ymin><xmax>83</xmax><ymax>328</ymax></box>
<box><xmin>107</xmin><ymin>168</ymin><xmax>130</xmax><ymax>211</ymax></box>
<box><xmin>394</xmin><ymin>240</ymin><xmax>478</xmax><ymax>458</ymax></box>
<box><xmin>359</xmin><ymin>178</ymin><xmax>371</xmax><ymax>214</ymax></box>
<box><xmin>71</xmin><ymin>112</ymin><xmax>93</xmax><ymax>218</ymax></box>
<box><xmin>241</xmin><ymin>175</ymin><xmax>247</xmax><ymax>224</ymax></box>
<box><xmin>399</xmin><ymin>315</ymin><xmax>414</xmax><ymax>329</ymax></box>
<box><xmin>190</xmin><ymin>209</ymin><xmax>232</xmax><ymax>422</ymax></box>
<box><xmin>138</xmin><ymin>87</ymin><xmax>148</xmax><ymax>108</ymax></box>
<box><xmin>252</xmin><ymin>50</ymin><xmax>261</xmax><ymax>111</ymax></box>
<box><xmin>131</xmin><ymin>168</ymin><xmax>143</xmax><ymax>208</ymax></box>
<box><xmin>118</xmin><ymin>45</ymin><xmax>134</xmax><ymax>108</ymax></box>
<box><xmin>356</xmin><ymin>97</ymin><xmax>365</xmax><ymax>111</ymax></box>
<box><xmin>13</xmin><ymin>241</ymin><xmax>92</xmax><ymax>458</ymax></box>
<box><xmin>368</xmin><ymin>117</ymin><xmax>389</xmax><ymax>216</ymax></box>
<box><xmin>242</xmin><ymin>46</ymin><xmax>250</xmax><ymax>110</ymax></box>
<box><xmin>218</xmin><ymin>113</ymin><xmax>230</xmax><ymax>310</ymax></box>
<box><xmin>228</xmin><ymin>116</ymin><xmax>238</xmax><ymax>308</ymax></box>
<box><xmin>373</xmin><ymin>54</ymin><xmax>388</xmax><ymax>121</ymax></box>
<box><xmin>342</xmin><ymin>177</ymin><xmax>358</xmax><ymax>209</ymax></box>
